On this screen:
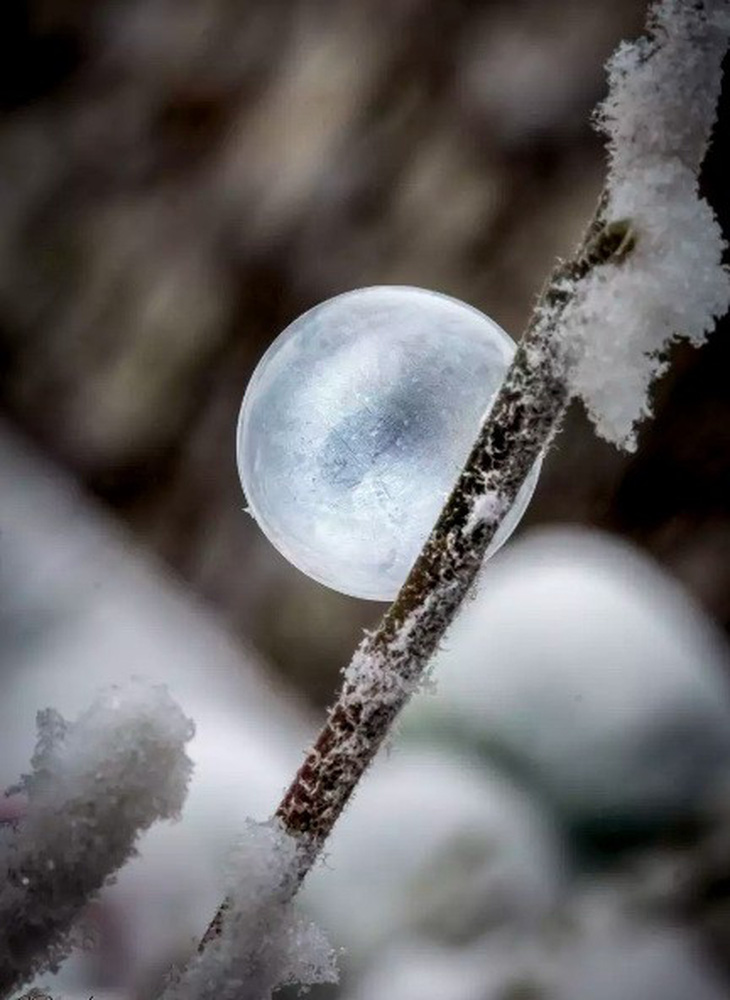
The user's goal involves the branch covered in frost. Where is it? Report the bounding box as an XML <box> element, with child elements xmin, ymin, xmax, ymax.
<box><xmin>0</xmin><ymin>682</ymin><xmax>194</xmax><ymax>997</ymax></box>
<box><xmin>198</xmin><ymin>0</ymin><xmax>730</xmax><ymax>969</ymax></box>
<box><xmin>273</xmin><ymin>206</ymin><xmax>633</xmax><ymax>849</ymax></box>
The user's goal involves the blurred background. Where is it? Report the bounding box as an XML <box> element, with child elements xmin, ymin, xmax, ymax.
<box><xmin>1</xmin><ymin>1</ymin><xmax>730</xmax><ymax>999</ymax></box>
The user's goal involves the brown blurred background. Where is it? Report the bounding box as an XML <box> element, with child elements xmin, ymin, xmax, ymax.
<box><xmin>0</xmin><ymin>0</ymin><xmax>728</xmax><ymax>708</ymax></box>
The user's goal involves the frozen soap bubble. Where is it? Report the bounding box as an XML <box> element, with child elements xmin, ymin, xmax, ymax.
<box><xmin>237</xmin><ymin>286</ymin><xmax>540</xmax><ymax>601</ymax></box>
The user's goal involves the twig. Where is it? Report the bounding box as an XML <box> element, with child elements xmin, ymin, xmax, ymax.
<box><xmin>200</xmin><ymin>196</ymin><xmax>637</xmax><ymax>946</ymax></box>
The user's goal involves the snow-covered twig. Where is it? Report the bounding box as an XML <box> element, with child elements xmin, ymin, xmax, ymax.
<box><xmin>162</xmin><ymin>820</ymin><xmax>336</xmax><ymax>1000</ymax></box>
<box><xmin>273</xmin><ymin>201</ymin><xmax>628</xmax><ymax>847</ymax></box>
<box><xmin>196</xmin><ymin>0</ymin><xmax>730</xmax><ymax>983</ymax></box>
<box><xmin>0</xmin><ymin>682</ymin><xmax>194</xmax><ymax>997</ymax></box>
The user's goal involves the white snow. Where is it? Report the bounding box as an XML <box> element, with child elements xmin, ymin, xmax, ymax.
<box><xmin>562</xmin><ymin>0</ymin><xmax>730</xmax><ymax>448</ymax></box>
<box><xmin>0</xmin><ymin>682</ymin><xmax>194</xmax><ymax>991</ymax></box>
<box><xmin>464</xmin><ymin>489</ymin><xmax>506</xmax><ymax>536</ymax></box>
<box><xmin>161</xmin><ymin>820</ymin><xmax>337</xmax><ymax>1000</ymax></box>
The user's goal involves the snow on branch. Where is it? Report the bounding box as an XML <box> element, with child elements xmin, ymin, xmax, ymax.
<box><xmin>563</xmin><ymin>0</ymin><xmax>730</xmax><ymax>448</ymax></box>
<box><xmin>0</xmin><ymin>682</ymin><xmax>194</xmax><ymax>997</ymax></box>
<box><xmin>162</xmin><ymin>820</ymin><xmax>336</xmax><ymax>1000</ymax></box>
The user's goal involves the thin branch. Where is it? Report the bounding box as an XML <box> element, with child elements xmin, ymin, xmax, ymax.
<box><xmin>199</xmin><ymin>198</ymin><xmax>637</xmax><ymax>946</ymax></box>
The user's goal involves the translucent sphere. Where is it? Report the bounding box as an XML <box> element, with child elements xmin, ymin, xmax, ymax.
<box><xmin>237</xmin><ymin>286</ymin><xmax>540</xmax><ymax>600</ymax></box>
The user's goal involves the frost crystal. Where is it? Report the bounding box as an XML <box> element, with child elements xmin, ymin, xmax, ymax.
<box><xmin>0</xmin><ymin>682</ymin><xmax>194</xmax><ymax>994</ymax></box>
<box><xmin>563</xmin><ymin>0</ymin><xmax>730</xmax><ymax>449</ymax></box>
<box><xmin>162</xmin><ymin>820</ymin><xmax>337</xmax><ymax>1000</ymax></box>
<box><xmin>464</xmin><ymin>489</ymin><xmax>506</xmax><ymax>537</ymax></box>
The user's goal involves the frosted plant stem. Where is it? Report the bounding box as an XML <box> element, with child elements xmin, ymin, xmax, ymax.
<box><xmin>0</xmin><ymin>684</ymin><xmax>193</xmax><ymax>998</ymax></box>
<box><xmin>199</xmin><ymin>196</ymin><xmax>636</xmax><ymax>947</ymax></box>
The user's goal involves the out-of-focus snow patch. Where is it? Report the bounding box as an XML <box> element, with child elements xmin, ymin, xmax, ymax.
<box><xmin>555</xmin><ymin>893</ymin><xmax>727</xmax><ymax>1000</ymax></box>
<box><xmin>346</xmin><ymin>889</ymin><xmax>729</xmax><ymax>1000</ymax></box>
<box><xmin>404</xmin><ymin>527</ymin><xmax>730</xmax><ymax>828</ymax></box>
<box><xmin>301</xmin><ymin>745</ymin><xmax>564</xmax><ymax>963</ymax></box>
